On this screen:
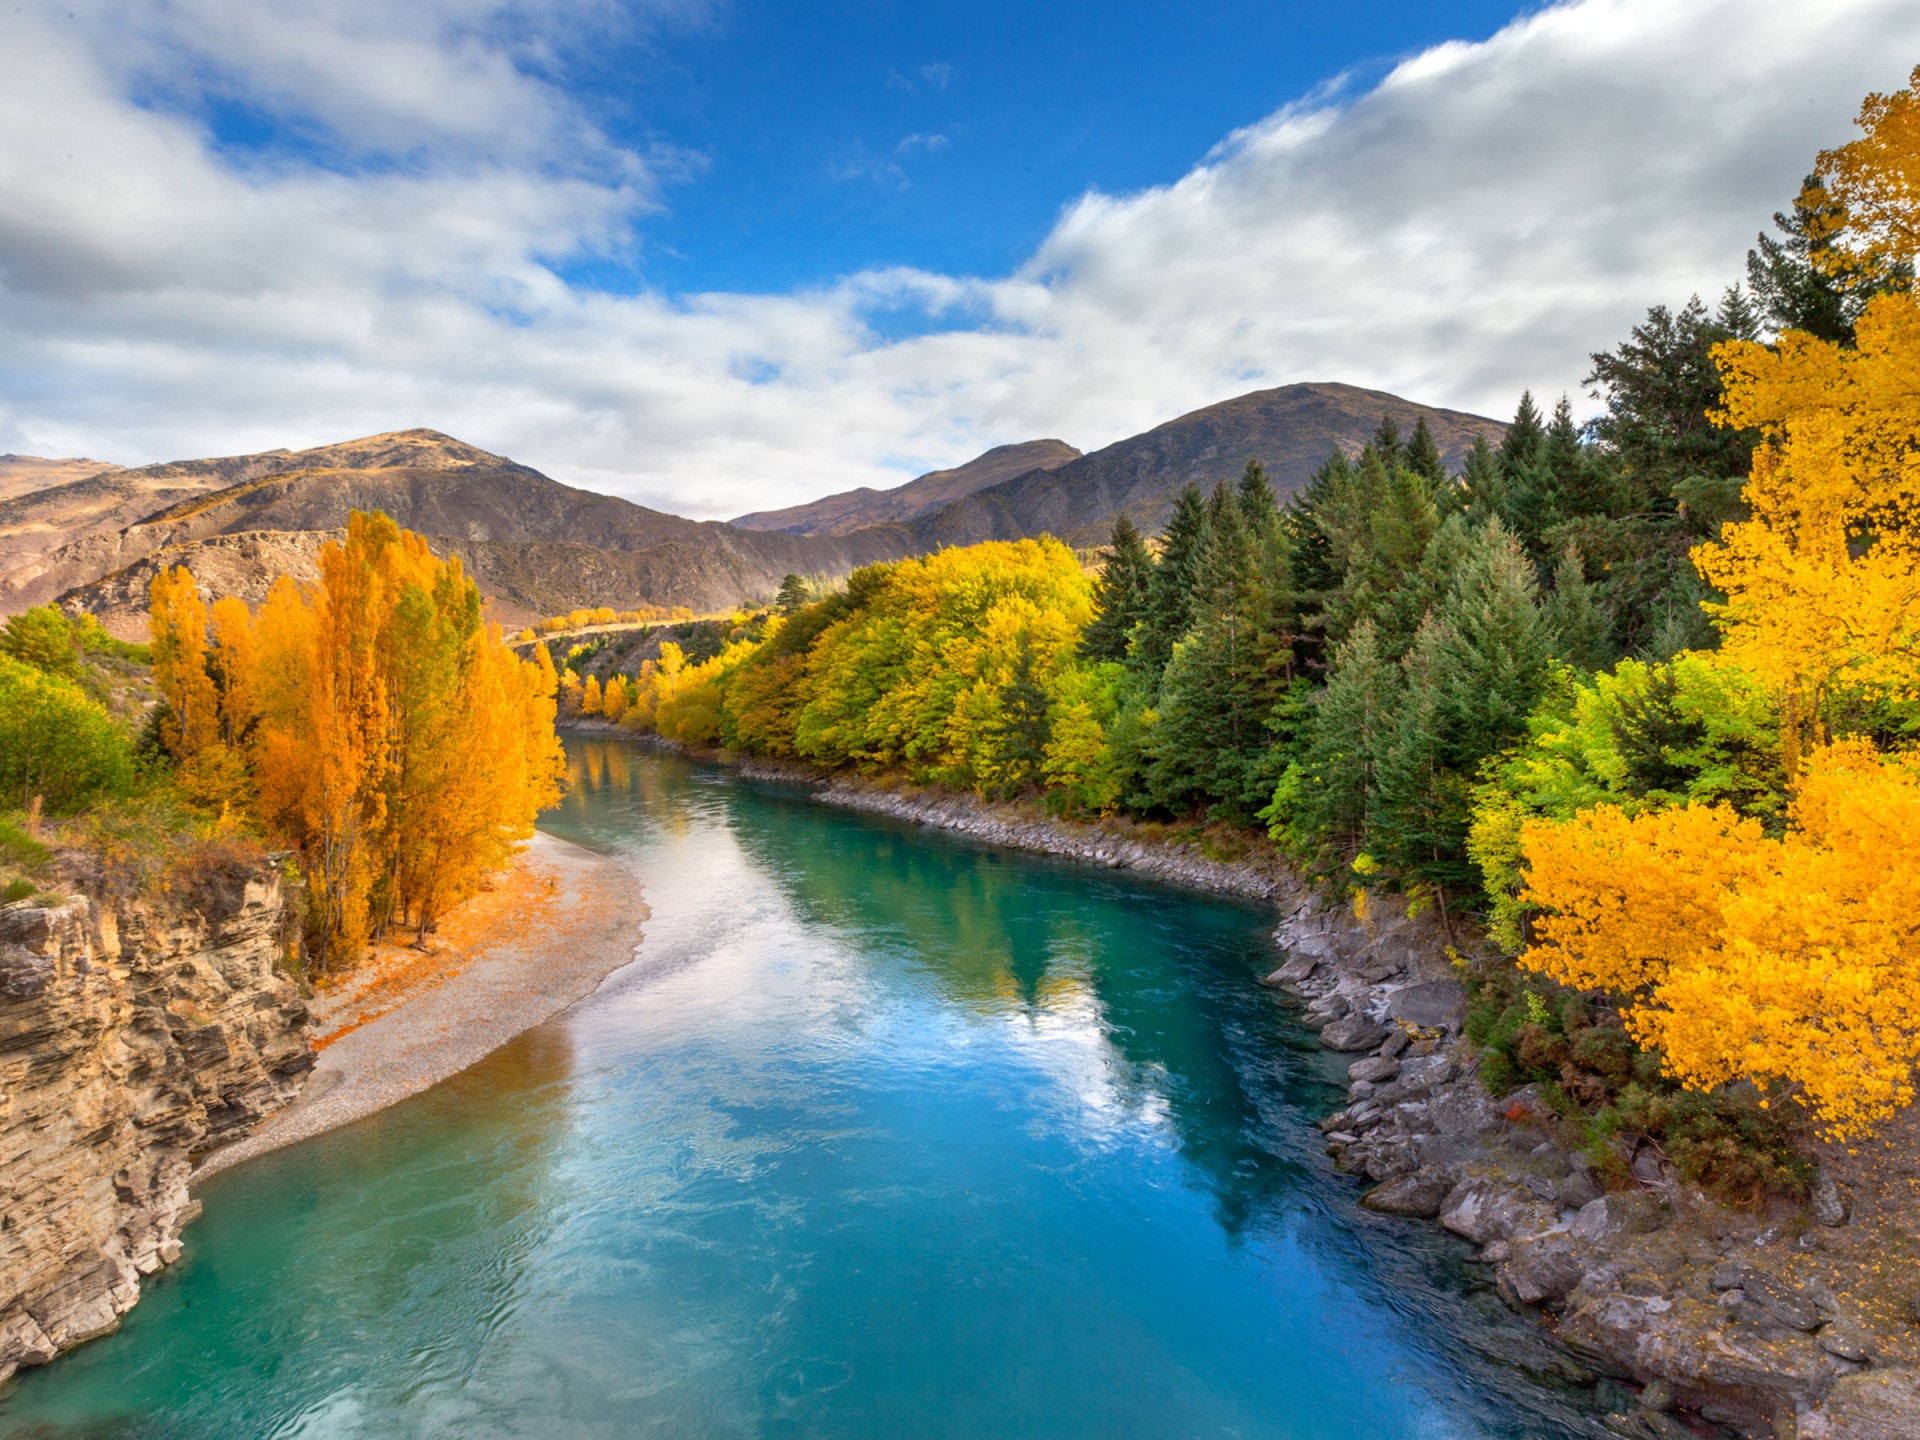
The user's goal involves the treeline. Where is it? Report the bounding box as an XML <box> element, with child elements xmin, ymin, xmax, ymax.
<box><xmin>606</xmin><ymin>70</ymin><xmax>1920</xmax><ymax>1152</ymax></box>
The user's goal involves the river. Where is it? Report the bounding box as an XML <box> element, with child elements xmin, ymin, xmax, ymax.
<box><xmin>0</xmin><ymin>739</ymin><xmax>1609</xmax><ymax>1438</ymax></box>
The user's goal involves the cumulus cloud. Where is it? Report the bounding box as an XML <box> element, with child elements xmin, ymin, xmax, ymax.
<box><xmin>2</xmin><ymin>0</ymin><xmax>1918</xmax><ymax>519</ymax></box>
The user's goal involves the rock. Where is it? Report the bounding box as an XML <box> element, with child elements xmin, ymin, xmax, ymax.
<box><xmin>1500</xmin><ymin>1229</ymin><xmax>1588</xmax><ymax>1305</ymax></box>
<box><xmin>1630</xmin><ymin>1146</ymin><xmax>1667</xmax><ymax>1186</ymax></box>
<box><xmin>1802</xmin><ymin>1368</ymin><xmax>1920</xmax><ymax>1439</ymax></box>
<box><xmin>1361</xmin><ymin>1167</ymin><xmax>1458</xmax><ymax>1218</ymax></box>
<box><xmin>1638</xmin><ymin>1379</ymin><xmax>1677</xmax><ymax>1413</ymax></box>
<box><xmin>1440</xmin><ymin>1176</ymin><xmax>1558</xmax><ymax>1246</ymax></box>
<box><xmin>1386</xmin><ymin>979</ymin><xmax>1468</xmax><ymax>1032</ymax></box>
<box><xmin>0</xmin><ymin>871</ymin><xmax>311</xmax><ymax>1385</ymax></box>
<box><xmin>1264</xmin><ymin>953</ymin><xmax>1319</xmax><ymax>986</ymax></box>
<box><xmin>1379</xmin><ymin>1028</ymin><xmax>1410</xmax><ymax>1058</ymax></box>
<box><xmin>1810</xmin><ymin>1170</ymin><xmax>1851</xmax><ymax>1228</ymax></box>
<box><xmin>1819</xmin><ymin>1327</ymin><xmax>1873</xmax><ymax>1363</ymax></box>
<box><xmin>1320</xmin><ymin>1015</ymin><xmax>1389</xmax><ymax>1052</ymax></box>
<box><xmin>1350</xmin><ymin>1080</ymin><xmax>1376</xmax><ymax>1100</ymax></box>
<box><xmin>1740</xmin><ymin>1271</ymin><xmax>1823</xmax><ymax>1333</ymax></box>
<box><xmin>1557</xmin><ymin>1168</ymin><xmax>1604</xmax><ymax>1209</ymax></box>
<box><xmin>1348</xmin><ymin>1055</ymin><xmax>1401</xmax><ymax>1084</ymax></box>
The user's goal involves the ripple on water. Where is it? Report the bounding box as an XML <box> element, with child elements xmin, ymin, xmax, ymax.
<box><xmin>0</xmin><ymin>741</ymin><xmax>1611</xmax><ymax>1440</ymax></box>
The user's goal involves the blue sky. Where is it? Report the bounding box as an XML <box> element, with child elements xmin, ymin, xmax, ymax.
<box><xmin>544</xmin><ymin>0</ymin><xmax>1528</xmax><ymax>296</ymax></box>
<box><xmin>3</xmin><ymin>0</ymin><xmax>1919</xmax><ymax>516</ymax></box>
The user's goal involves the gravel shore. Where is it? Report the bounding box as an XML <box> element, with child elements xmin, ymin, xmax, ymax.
<box><xmin>195</xmin><ymin>830</ymin><xmax>646</xmax><ymax>1181</ymax></box>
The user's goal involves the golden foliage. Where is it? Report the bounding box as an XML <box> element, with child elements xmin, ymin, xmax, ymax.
<box><xmin>1521</xmin><ymin>742</ymin><xmax>1920</xmax><ymax>1137</ymax></box>
<box><xmin>147</xmin><ymin>512</ymin><xmax>564</xmax><ymax>970</ymax></box>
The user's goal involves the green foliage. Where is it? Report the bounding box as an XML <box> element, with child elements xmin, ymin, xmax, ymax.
<box><xmin>0</xmin><ymin>606</ymin><xmax>83</xmax><ymax>680</ymax></box>
<box><xmin>1587</xmin><ymin>1084</ymin><xmax>1812</xmax><ymax>1209</ymax></box>
<box><xmin>0</xmin><ymin>655</ymin><xmax>135</xmax><ymax>812</ymax></box>
<box><xmin>1081</xmin><ymin>514</ymin><xmax>1154</xmax><ymax>663</ymax></box>
<box><xmin>1468</xmin><ymin>652</ymin><xmax>1785</xmax><ymax>949</ymax></box>
<box><xmin>1462</xmin><ymin>956</ymin><xmax>1807</xmax><ymax>1207</ymax></box>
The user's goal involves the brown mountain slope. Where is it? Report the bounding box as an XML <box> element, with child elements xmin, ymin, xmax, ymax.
<box><xmin>733</xmin><ymin>438</ymin><xmax>1081</xmax><ymax>536</ymax></box>
<box><xmin>38</xmin><ymin>430</ymin><xmax>914</xmax><ymax>638</ymax></box>
<box><xmin>894</xmin><ymin>382</ymin><xmax>1503</xmax><ymax>551</ymax></box>
<box><xmin>0</xmin><ymin>455</ymin><xmax>124</xmax><ymax>504</ymax></box>
<box><xmin>0</xmin><ymin>431</ymin><xmax>507</xmax><ymax>613</ymax></box>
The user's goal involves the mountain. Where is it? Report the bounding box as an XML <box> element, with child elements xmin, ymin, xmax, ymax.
<box><xmin>896</xmin><ymin>382</ymin><xmax>1502</xmax><ymax>550</ymax></box>
<box><xmin>732</xmin><ymin>439</ymin><xmax>1081</xmax><ymax>536</ymax></box>
<box><xmin>7</xmin><ymin>382</ymin><xmax>1504</xmax><ymax>640</ymax></box>
<box><xmin>20</xmin><ymin>431</ymin><xmax>913</xmax><ymax>638</ymax></box>
<box><xmin>0</xmin><ymin>455</ymin><xmax>124</xmax><ymax>503</ymax></box>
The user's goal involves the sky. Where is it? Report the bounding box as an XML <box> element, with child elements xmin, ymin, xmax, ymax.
<box><xmin>3</xmin><ymin>0</ymin><xmax>1919</xmax><ymax>519</ymax></box>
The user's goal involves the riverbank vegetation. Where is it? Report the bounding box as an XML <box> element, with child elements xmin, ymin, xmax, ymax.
<box><xmin>602</xmin><ymin>71</ymin><xmax>1920</xmax><ymax>1169</ymax></box>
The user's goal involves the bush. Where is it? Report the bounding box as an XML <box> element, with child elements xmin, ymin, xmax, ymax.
<box><xmin>0</xmin><ymin>655</ymin><xmax>134</xmax><ymax>811</ymax></box>
<box><xmin>1465</xmin><ymin>952</ymin><xmax>1810</xmax><ymax>1207</ymax></box>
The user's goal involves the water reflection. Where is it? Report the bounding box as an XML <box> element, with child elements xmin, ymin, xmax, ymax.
<box><xmin>0</xmin><ymin>738</ymin><xmax>1608</xmax><ymax>1440</ymax></box>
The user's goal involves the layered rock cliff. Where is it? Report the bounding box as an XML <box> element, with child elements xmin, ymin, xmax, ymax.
<box><xmin>0</xmin><ymin>859</ymin><xmax>313</xmax><ymax>1384</ymax></box>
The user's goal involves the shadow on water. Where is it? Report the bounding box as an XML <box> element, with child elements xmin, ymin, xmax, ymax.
<box><xmin>0</xmin><ymin>737</ymin><xmax>1613</xmax><ymax>1439</ymax></box>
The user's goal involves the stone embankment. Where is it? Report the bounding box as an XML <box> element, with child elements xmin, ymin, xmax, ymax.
<box><xmin>1268</xmin><ymin>894</ymin><xmax>1920</xmax><ymax>1439</ymax></box>
<box><xmin>0</xmin><ymin>859</ymin><xmax>312</xmax><ymax>1385</ymax></box>
<box><xmin>618</xmin><ymin>735</ymin><xmax>1920</xmax><ymax>1440</ymax></box>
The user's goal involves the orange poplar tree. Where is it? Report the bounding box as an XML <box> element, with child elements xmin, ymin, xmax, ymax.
<box><xmin>148</xmin><ymin>512</ymin><xmax>565</xmax><ymax>971</ymax></box>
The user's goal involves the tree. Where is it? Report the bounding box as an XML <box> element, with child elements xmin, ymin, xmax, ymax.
<box><xmin>1133</xmin><ymin>484</ymin><xmax>1211</xmax><ymax>681</ymax></box>
<box><xmin>1404</xmin><ymin>418</ymin><xmax>1446</xmax><ymax>486</ymax></box>
<box><xmin>0</xmin><ymin>655</ymin><xmax>132</xmax><ymax>811</ymax></box>
<box><xmin>0</xmin><ymin>606</ymin><xmax>81</xmax><ymax>681</ymax></box>
<box><xmin>776</xmin><ymin>574</ymin><xmax>811</xmax><ymax>615</ymax></box>
<box><xmin>1520</xmin><ymin>741</ymin><xmax>1920</xmax><ymax>1139</ymax></box>
<box><xmin>1746</xmin><ymin>174</ymin><xmax>1894</xmax><ymax>344</ymax></box>
<box><xmin>982</xmin><ymin>630</ymin><xmax>1052</xmax><ymax>798</ymax></box>
<box><xmin>1285</xmin><ymin>620</ymin><xmax>1401</xmax><ymax>855</ymax></box>
<box><xmin>1081</xmin><ymin>513</ymin><xmax>1153</xmax><ymax>663</ymax></box>
<box><xmin>581</xmin><ymin>674</ymin><xmax>604</xmax><ymax>716</ymax></box>
<box><xmin>149</xmin><ymin>566</ymin><xmax>222</xmax><ymax>763</ymax></box>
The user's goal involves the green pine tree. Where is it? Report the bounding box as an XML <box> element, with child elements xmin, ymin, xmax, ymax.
<box><xmin>1134</xmin><ymin>484</ymin><xmax>1210</xmax><ymax>680</ymax></box>
<box><xmin>1082</xmin><ymin>514</ymin><xmax>1154</xmax><ymax>662</ymax></box>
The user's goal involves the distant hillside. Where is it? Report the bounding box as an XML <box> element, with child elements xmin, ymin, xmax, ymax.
<box><xmin>733</xmin><ymin>439</ymin><xmax>1081</xmax><ymax>536</ymax></box>
<box><xmin>9</xmin><ymin>383</ymin><xmax>1505</xmax><ymax>639</ymax></box>
<box><xmin>895</xmin><ymin>382</ymin><xmax>1502</xmax><ymax>550</ymax></box>
<box><xmin>0</xmin><ymin>454</ymin><xmax>124</xmax><ymax>503</ymax></box>
<box><xmin>24</xmin><ymin>430</ymin><xmax>913</xmax><ymax>638</ymax></box>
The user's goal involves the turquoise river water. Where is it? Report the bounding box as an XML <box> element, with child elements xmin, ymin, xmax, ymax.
<box><xmin>0</xmin><ymin>739</ymin><xmax>1610</xmax><ymax>1438</ymax></box>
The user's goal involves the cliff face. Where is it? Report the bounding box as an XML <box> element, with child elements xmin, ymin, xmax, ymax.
<box><xmin>0</xmin><ymin>860</ymin><xmax>313</xmax><ymax>1383</ymax></box>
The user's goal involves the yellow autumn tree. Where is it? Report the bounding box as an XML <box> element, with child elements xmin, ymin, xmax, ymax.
<box><xmin>1522</xmin><ymin>742</ymin><xmax>1920</xmax><ymax>1137</ymax></box>
<box><xmin>581</xmin><ymin>674</ymin><xmax>604</xmax><ymax>716</ymax></box>
<box><xmin>1696</xmin><ymin>67</ymin><xmax>1920</xmax><ymax>757</ymax></box>
<box><xmin>1518</xmin><ymin>74</ymin><xmax>1920</xmax><ymax>1135</ymax></box>
<box><xmin>601</xmin><ymin>674</ymin><xmax>629</xmax><ymax>723</ymax></box>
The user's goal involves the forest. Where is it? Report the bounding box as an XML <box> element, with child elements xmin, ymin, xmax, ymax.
<box><xmin>1</xmin><ymin>512</ymin><xmax>564</xmax><ymax>972</ymax></box>
<box><xmin>586</xmin><ymin>70</ymin><xmax>1920</xmax><ymax>1180</ymax></box>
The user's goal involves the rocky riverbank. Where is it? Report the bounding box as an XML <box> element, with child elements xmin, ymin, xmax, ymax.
<box><xmin>0</xmin><ymin>857</ymin><xmax>312</xmax><ymax>1386</ymax></box>
<box><xmin>611</xmin><ymin>730</ymin><xmax>1920</xmax><ymax>1439</ymax></box>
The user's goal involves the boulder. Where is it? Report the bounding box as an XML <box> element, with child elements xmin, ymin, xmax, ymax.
<box><xmin>1798</xmin><ymin>1367</ymin><xmax>1920</xmax><ymax>1438</ymax></box>
<box><xmin>1348</xmin><ymin>1054</ymin><xmax>1401</xmax><ymax>1084</ymax></box>
<box><xmin>1499</xmin><ymin>1229</ymin><xmax>1589</xmax><ymax>1305</ymax></box>
<box><xmin>1264</xmin><ymin>953</ymin><xmax>1319</xmax><ymax>986</ymax></box>
<box><xmin>1810</xmin><ymin>1170</ymin><xmax>1851</xmax><ymax>1228</ymax></box>
<box><xmin>1386</xmin><ymin>980</ymin><xmax>1469</xmax><ymax>1032</ymax></box>
<box><xmin>1361</xmin><ymin>1167</ymin><xmax>1457</xmax><ymax>1218</ymax></box>
<box><xmin>1440</xmin><ymin>1176</ymin><xmax>1557</xmax><ymax>1246</ymax></box>
<box><xmin>1320</xmin><ymin>1015</ymin><xmax>1389</xmax><ymax>1052</ymax></box>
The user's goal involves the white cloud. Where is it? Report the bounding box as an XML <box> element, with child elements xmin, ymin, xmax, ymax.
<box><xmin>2</xmin><ymin>0</ymin><xmax>1919</xmax><ymax>519</ymax></box>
